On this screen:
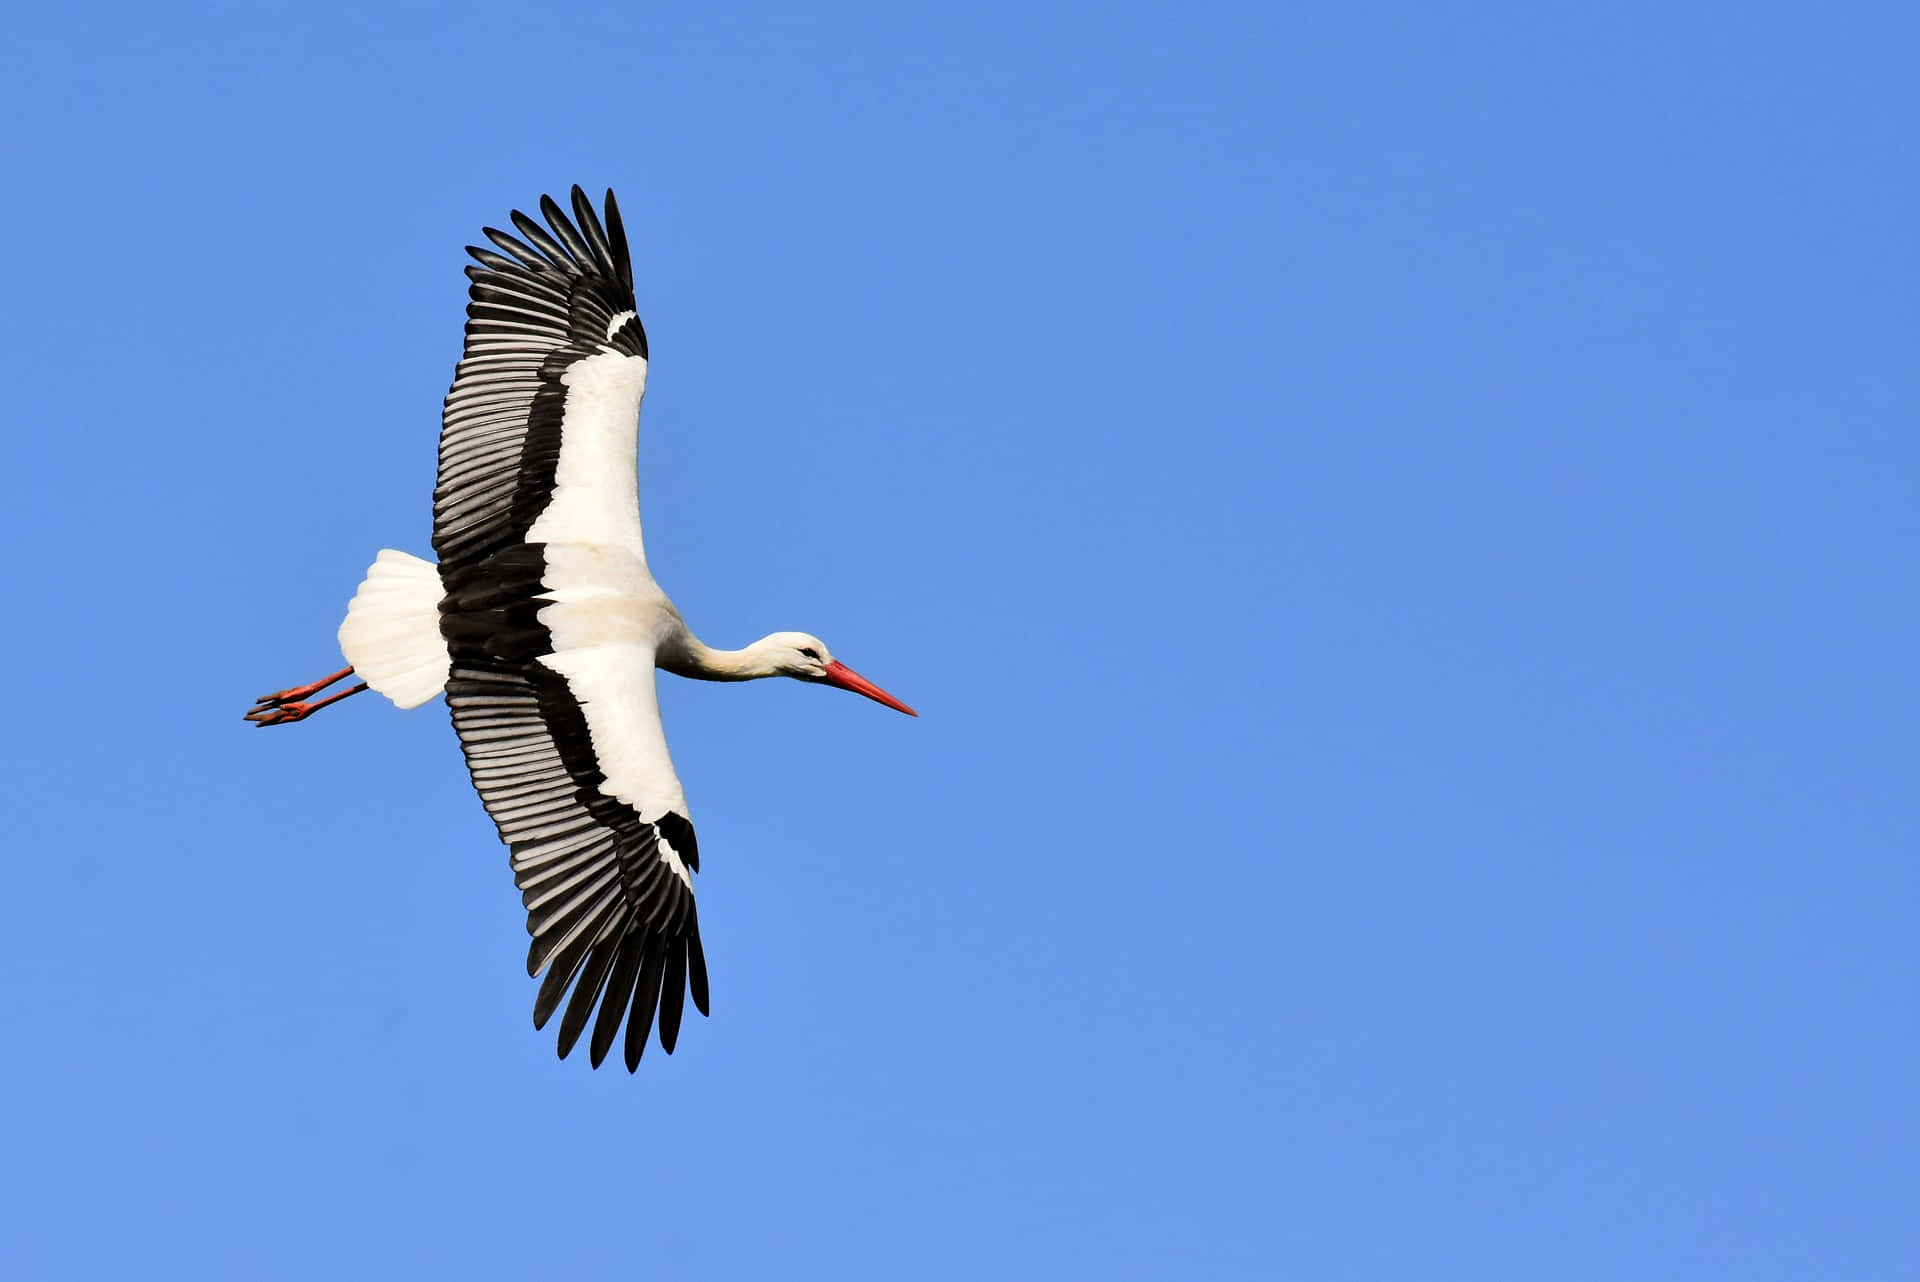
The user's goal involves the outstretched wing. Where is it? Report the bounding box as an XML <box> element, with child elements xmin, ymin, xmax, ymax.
<box><xmin>442</xmin><ymin>648</ymin><xmax>709</xmax><ymax>1072</ymax></box>
<box><xmin>433</xmin><ymin>185</ymin><xmax>653</xmax><ymax>568</ymax></box>
<box><xmin>433</xmin><ymin>189</ymin><xmax>707</xmax><ymax>1070</ymax></box>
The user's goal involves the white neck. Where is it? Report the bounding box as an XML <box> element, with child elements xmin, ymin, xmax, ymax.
<box><xmin>656</xmin><ymin>631</ymin><xmax>784</xmax><ymax>682</ymax></box>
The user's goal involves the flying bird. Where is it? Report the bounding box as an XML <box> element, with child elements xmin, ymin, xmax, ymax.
<box><xmin>246</xmin><ymin>187</ymin><xmax>915</xmax><ymax>1071</ymax></box>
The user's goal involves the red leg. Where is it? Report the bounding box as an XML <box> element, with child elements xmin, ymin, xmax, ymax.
<box><xmin>254</xmin><ymin>666</ymin><xmax>355</xmax><ymax>705</ymax></box>
<box><xmin>245</xmin><ymin>669</ymin><xmax>368</xmax><ymax>727</ymax></box>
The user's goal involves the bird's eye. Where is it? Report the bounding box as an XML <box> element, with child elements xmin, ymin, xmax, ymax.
<box><xmin>798</xmin><ymin>647</ymin><xmax>821</xmax><ymax>660</ymax></box>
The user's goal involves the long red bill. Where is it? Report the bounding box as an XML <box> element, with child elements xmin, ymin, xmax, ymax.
<box><xmin>819</xmin><ymin>661</ymin><xmax>918</xmax><ymax>717</ymax></box>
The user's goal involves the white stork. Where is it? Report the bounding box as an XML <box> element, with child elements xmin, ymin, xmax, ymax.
<box><xmin>246</xmin><ymin>187</ymin><xmax>915</xmax><ymax>1071</ymax></box>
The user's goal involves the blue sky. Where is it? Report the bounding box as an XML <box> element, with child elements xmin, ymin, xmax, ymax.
<box><xmin>1</xmin><ymin>3</ymin><xmax>1913</xmax><ymax>1278</ymax></box>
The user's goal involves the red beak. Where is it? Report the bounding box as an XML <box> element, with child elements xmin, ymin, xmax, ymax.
<box><xmin>819</xmin><ymin>660</ymin><xmax>918</xmax><ymax>717</ymax></box>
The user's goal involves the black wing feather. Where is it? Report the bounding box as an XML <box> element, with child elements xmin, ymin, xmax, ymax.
<box><xmin>602</xmin><ymin>189</ymin><xmax>635</xmax><ymax>295</ymax></box>
<box><xmin>538</xmin><ymin>193</ymin><xmax>597</xmax><ymax>268</ymax></box>
<box><xmin>555</xmin><ymin>935</ymin><xmax>622</xmax><ymax>1059</ymax></box>
<box><xmin>687</xmin><ymin>921</ymin><xmax>710</xmax><ymax>1018</ymax></box>
<box><xmin>509</xmin><ymin>206</ymin><xmax>579</xmax><ymax>272</ymax></box>
<box><xmin>657</xmin><ymin>941</ymin><xmax>688</xmax><ymax>1054</ymax></box>
<box><xmin>480</xmin><ymin>225</ymin><xmax>551</xmax><ymax>271</ymax></box>
<box><xmin>624</xmin><ymin>939</ymin><xmax>669</xmax><ymax>1071</ymax></box>
<box><xmin>570</xmin><ymin>187</ymin><xmax>617</xmax><ymax>278</ymax></box>
<box><xmin>590</xmin><ymin>938</ymin><xmax>648</xmax><ymax>1068</ymax></box>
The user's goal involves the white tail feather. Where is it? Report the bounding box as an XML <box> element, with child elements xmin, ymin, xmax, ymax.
<box><xmin>338</xmin><ymin>549</ymin><xmax>449</xmax><ymax>709</ymax></box>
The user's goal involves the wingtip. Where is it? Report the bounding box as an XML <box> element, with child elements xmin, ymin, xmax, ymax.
<box><xmin>603</xmin><ymin>189</ymin><xmax>633</xmax><ymax>294</ymax></box>
<box><xmin>688</xmin><ymin>928</ymin><xmax>711</xmax><ymax>1017</ymax></box>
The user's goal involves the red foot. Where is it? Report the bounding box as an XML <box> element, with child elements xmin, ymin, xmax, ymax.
<box><xmin>245</xmin><ymin>669</ymin><xmax>368</xmax><ymax>727</ymax></box>
<box><xmin>246</xmin><ymin>700</ymin><xmax>321</xmax><ymax>726</ymax></box>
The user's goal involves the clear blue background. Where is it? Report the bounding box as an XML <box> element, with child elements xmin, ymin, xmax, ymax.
<box><xmin>2</xmin><ymin>3</ymin><xmax>1913</xmax><ymax>1278</ymax></box>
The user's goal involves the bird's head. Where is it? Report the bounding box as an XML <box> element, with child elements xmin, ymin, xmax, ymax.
<box><xmin>757</xmin><ymin>631</ymin><xmax>917</xmax><ymax>716</ymax></box>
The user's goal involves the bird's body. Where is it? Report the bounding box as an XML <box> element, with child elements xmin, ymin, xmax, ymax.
<box><xmin>249</xmin><ymin>188</ymin><xmax>913</xmax><ymax>1071</ymax></box>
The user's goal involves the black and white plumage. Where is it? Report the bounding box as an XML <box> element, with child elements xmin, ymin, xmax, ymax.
<box><xmin>434</xmin><ymin>190</ymin><xmax>703</xmax><ymax>1071</ymax></box>
<box><xmin>247</xmin><ymin>188</ymin><xmax>915</xmax><ymax>1071</ymax></box>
